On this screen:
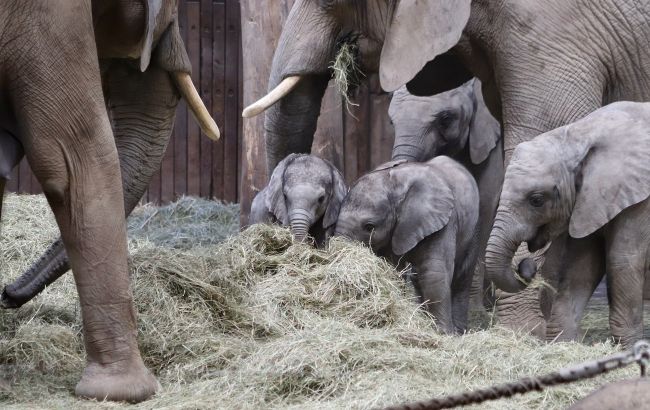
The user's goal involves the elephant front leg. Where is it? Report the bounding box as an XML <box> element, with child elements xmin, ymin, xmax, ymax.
<box><xmin>546</xmin><ymin>237</ymin><xmax>604</xmax><ymax>343</ymax></box>
<box><xmin>607</xmin><ymin>257</ymin><xmax>645</xmax><ymax>348</ymax></box>
<box><xmin>9</xmin><ymin>2</ymin><xmax>157</xmax><ymax>403</ymax></box>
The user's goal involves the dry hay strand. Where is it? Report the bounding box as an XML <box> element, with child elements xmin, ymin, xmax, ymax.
<box><xmin>0</xmin><ymin>194</ymin><xmax>641</xmax><ymax>409</ymax></box>
<box><xmin>330</xmin><ymin>40</ymin><xmax>364</xmax><ymax>114</ymax></box>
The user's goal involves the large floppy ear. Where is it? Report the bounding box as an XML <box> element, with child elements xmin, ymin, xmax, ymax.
<box><xmin>469</xmin><ymin>79</ymin><xmax>501</xmax><ymax>164</ymax></box>
<box><xmin>380</xmin><ymin>0</ymin><xmax>471</xmax><ymax>92</ymax></box>
<box><xmin>323</xmin><ymin>164</ymin><xmax>348</xmax><ymax>229</ymax></box>
<box><xmin>391</xmin><ymin>168</ymin><xmax>455</xmax><ymax>255</ymax></box>
<box><xmin>141</xmin><ymin>0</ymin><xmax>175</xmax><ymax>72</ymax></box>
<box><xmin>569</xmin><ymin>105</ymin><xmax>650</xmax><ymax>238</ymax></box>
<box><xmin>264</xmin><ymin>154</ymin><xmax>301</xmax><ymax>225</ymax></box>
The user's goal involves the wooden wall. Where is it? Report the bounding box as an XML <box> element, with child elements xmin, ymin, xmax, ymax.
<box><xmin>8</xmin><ymin>0</ymin><xmax>394</xmax><ymax>219</ymax></box>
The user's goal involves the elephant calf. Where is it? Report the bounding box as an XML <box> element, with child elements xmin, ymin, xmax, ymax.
<box><xmin>335</xmin><ymin>157</ymin><xmax>479</xmax><ymax>334</ymax></box>
<box><xmin>486</xmin><ymin>102</ymin><xmax>650</xmax><ymax>347</ymax></box>
<box><xmin>250</xmin><ymin>154</ymin><xmax>347</xmax><ymax>245</ymax></box>
<box><xmin>389</xmin><ymin>79</ymin><xmax>503</xmax><ymax>312</ymax></box>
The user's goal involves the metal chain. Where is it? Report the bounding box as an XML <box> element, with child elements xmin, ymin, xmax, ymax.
<box><xmin>383</xmin><ymin>340</ymin><xmax>650</xmax><ymax>410</ymax></box>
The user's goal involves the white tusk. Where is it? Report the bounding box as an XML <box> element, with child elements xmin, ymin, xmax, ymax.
<box><xmin>173</xmin><ymin>72</ymin><xmax>220</xmax><ymax>141</ymax></box>
<box><xmin>242</xmin><ymin>76</ymin><xmax>301</xmax><ymax>118</ymax></box>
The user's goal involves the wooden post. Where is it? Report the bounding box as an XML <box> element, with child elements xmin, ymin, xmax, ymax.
<box><xmin>239</xmin><ymin>0</ymin><xmax>295</xmax><ymax>226</ymax></box>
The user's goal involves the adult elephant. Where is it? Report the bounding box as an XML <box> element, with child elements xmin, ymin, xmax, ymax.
<box><xmin>242</xmin><ymin>0</ymin><xmax>650</xmax><ymax>332</ymax></box>
<box><xmin>0</xmin><ymin>0</ymin><xmax>218</xmax><ymax>402</ymax></box>
<box><xmin>0</xmin><ymin>0</ymin><xmax>219</xmax><ymax>310</ymax></box>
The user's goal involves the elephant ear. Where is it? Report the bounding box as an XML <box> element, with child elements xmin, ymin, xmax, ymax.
<box><xmin>141</xmin><ymin>0</ymin><xmax>175</xmax><ymax>72</ymax></box>
<box><xmin>380</xmin><ymin>0</ymin><xmax>471</xmax><ymax>92</ymax></box>
<box><xmin>264</xmin><ymin>154</ymin><xmax>301</xmax><ymax>225</ymax></box>
<box><xmin>391</xmin><ymin>168</ymin><xmax>455</xmax><ymax>255</ymax></box>
<box><xmin>469</xmin><ymin>79</ymin><xmax>501</xmax><ymax>164</ymax></box>
<box><xmin>569</xmin><ymin>106</ymin><xmax>650</xmax><ymax>238</ymax></box>
<box><xmin>323</xmin><ymin>165</ymin><xmax>348</xmax><ymax>229</ymax></box>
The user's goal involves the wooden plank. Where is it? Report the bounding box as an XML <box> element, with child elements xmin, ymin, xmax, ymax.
<box><xmin>212</xmin><ymin>0</ymin><xmax>226</xmax><ymax>200</ymax></box>
<box><xmin>239</xmin><ymin>0</ymin><xmax>295</xmax><ymax>225</ymax></box>
<box><xmin>343</xmin><ymin>81</ymin><xmax>371</xmax><ymax>184</ymax></box>
<box><xmin>6</xmin><ymin>166</ymin><xmax>18</xmax><ymax>193</ymax></box>
<box><xmin>173</xmin><ymin>1</ymin><xmax>189</xmax><ymax>198</ymax></box>
<box><xmin>223</xmin><ymin>0</ymin><xmax>239</xmax><ymax>203</ymax></box>
<box><xmin>312</xmin><ymin>81</ymin><xmax>344</xmax><ymax>171</ymax></box>
<box><xmin>18</xmin><ymin>159</ymin><xmax>30</xmax><ymax>193</ymax></box>
<box><xmin>199</xmin><ymin>0</ymin><xmax>214</xmax><ymax>199</ymax></box>
<box><xmin>186</xmin><ymin>1</ymin><xmax>201</xmax><ymax>196</ymax></box>
<box><xmin>368</xmin><ymin>74</ymin><xmax>394</xmax><ymax>169</ymax></box>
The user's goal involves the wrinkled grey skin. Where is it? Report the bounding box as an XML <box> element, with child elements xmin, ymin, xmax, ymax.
<box><xmin>388</xmin><ymin>78</ymin><xmax>503</xmax><ymax>312</ymax></box>
<box><xmin>569</xmin><ymin>378</ymin><xmax>650</xmax><ymax>410</ymax></box>
<box><xmin>262</xmin><ymin>0</ymin><xmax>650</xmax><ymax>335</ymax></box>
<box><xmin>250</xmin><ymin>154</ymin><xmax>347</xmax><ymax>245</ymax></box>
<box><xmin>1</xmin><ymin>0</ymin><xmax>191</xmax><ymax>310</ymax></box>
<box><xmin>335</xmin><ymin>157</ymin><xmax>479</xmax><ymax>333</ymax></box>
<box><xmin>486</xmin><ymin>102</ymin><xmax>650</xmax><ymax>347</ymax></box>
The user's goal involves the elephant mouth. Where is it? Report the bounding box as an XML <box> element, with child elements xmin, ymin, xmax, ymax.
<box><xmin>526</xmin><ymin>225</ymin><xmax>550</xmax><ymax>252</ymax></box>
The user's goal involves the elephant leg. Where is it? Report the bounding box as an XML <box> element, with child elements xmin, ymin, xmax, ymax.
<box><xmin>606</xmin><ymin>245</ymin><xmax>645</xmax><ymax>348</ymax></box>
<box><xmin>546</xmin><ymin>236</ymin><xmax>604</xmax><ymax>342</ymax></box>
<box><xmin>451</xmin><ymin>272</ymin><xmax>472</xmax><ymax>333</ymax></box>
<box><xmin>419</xmin><ymin>270</ymin><xmax>454</xmax><ymax>334</ymax></box>
<box><xmin>9</xmin><ymin>3</ymin><xmax>156</xmax><ymax>402</ymax></box>
<box><xmin>1</xmin><ymin>61</ymin><xmax>178</xmax><ymax>309</ymax></box>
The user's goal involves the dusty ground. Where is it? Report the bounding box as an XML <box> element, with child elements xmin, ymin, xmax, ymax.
<box><xmin>0</xmin><ymin>194</ymin><xmax>646</xmax><ymax>410</ymax></box>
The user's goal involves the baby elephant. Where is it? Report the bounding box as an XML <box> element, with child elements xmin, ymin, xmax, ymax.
<box><xmin>250</xmin><ymin>153</ymin><xmax>347</xmax><ymax>244</ymax></box>
<box><xmin>335</xmin><ymin>157</ymin><xmax>479</xmax><ymax>333</ymax></box>
<box><xmin>485</xmin><ymin>101</ymin><xmax>650</xmax><ymax>347</ymax></box>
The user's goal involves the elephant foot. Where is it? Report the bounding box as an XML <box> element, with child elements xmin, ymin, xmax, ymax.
<box><xmin>75</xmin><ymin>359</ymin><xmax>159</xmax><ymax>403</ymax></box>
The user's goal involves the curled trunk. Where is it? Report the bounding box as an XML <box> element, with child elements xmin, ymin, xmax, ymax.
<box><xmin>391</xmin><ymin>140</ymin><xmax>425</xmax><ymax>162</ymax></box>
<box><xmin>1</xmin><ymin>62</ymin><xmax>179</xmax><ymax>309</ymax></box>
<box><xmin>484</xmin><ymin>212</ymin><xmax>527</xmax><ymax>293</ymax></box>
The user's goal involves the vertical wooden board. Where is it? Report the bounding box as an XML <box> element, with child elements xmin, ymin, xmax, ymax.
<box><xmin>343</xmin><ymin>81</ymin><xmax>370</xmax><ymax>184</ymax></box>
<box><xmin>30</xmin><ymin>170</ymin><xmax>41</xmax><ymax>194</ymax></box>
<box><xmin>212</xmin><ymin>1</ymin><xmax>226</xmax><ymax>200</ymax></box>
<box><xmin>312</xmin><ymin>82</ymin><xmax>344</xmax><ymax>172</ymax></box>
<box><xmin>173</xmin><ymin>1</ymin><xmax>188</xmax><ymax>198</ymax></box>
<box><xmin>148</xmin><ymin>167</ymin><xmax>162</xmax><ymax>204</ymax></box>
<box><xmin>223</xmin><ymin>0</ymin><xmax>239</xmax><ymax>203</ymax></box>
<box><xmin>18</xmin><ymin>159</ymin><xmax>30</xmax><ymax>193</ymax></box>
<box><xmin>368</xmin><ymin>74</ymin><xmax>394</xmax><ymax>169</ymax></box>
<box><xmin>186</xmin><ymin>2</ymin><xmax>201</xmax><ymax>196</ymax></box>
<box><xmin>236</xmin><ymin>21</ymin><xmax>243</xmax><ymax>202</ymax></box>
<box><xmin>199</xmin><ymin>0</ymin><xmax>214</xmax><ymax>198</ymax></box>
<box><xmin>6</xmin><ymin>167</ymin><xmax>18</xmax><ymax>193</ymax></box>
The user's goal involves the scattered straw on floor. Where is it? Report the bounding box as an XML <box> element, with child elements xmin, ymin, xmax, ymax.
<box><xmin>0</xmin><ymin>194</ymin><xmax>641</xmax><ymax>409</ymax></box>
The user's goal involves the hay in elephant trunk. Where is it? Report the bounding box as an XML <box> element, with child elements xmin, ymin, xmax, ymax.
<box><xmin>0</xmin><ymin>194</ymin><xmax>644</xmax><ymax>409</ymax></box>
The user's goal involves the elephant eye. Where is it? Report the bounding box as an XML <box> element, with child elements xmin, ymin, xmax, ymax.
<box><xmin>437</xmin><ymin>111</ymin><xmax>456</xmax><ymax>129</ymax></box>
<box><xmin>363</xmin><ymin>222</ymin><xmax>375</xmax><ymax>232</ymax></box>
<box><xmin>318</xmin><ymin>195</ymin><xmax>326</xmax><ymax>203</ymax></box>
<box><xmin>528</xmin><ymin>193</ymin><xmax>545</xmax><ymax>208</ymax></box>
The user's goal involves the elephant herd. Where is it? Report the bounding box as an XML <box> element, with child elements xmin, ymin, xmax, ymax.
<box><xmin>2</xmin><ymin>0</ymin><xmax>650</xmax><ymax>406</ymax></box>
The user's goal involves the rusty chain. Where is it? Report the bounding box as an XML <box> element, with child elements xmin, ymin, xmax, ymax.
<box><xmin>383</xmin><ymin>340</ymin><xmax>650</xmax><ymax>410</ymax></box>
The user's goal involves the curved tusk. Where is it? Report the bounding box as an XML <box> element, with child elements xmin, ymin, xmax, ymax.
<box><xmin>242</xmin><ymin>76</ymin><xmax>301</xmax><ymax>118</ymax></box>
<box><xmin>173</xmin><ymin>72</ymin><xmax>221</xmax><ymax>141</ymax></box>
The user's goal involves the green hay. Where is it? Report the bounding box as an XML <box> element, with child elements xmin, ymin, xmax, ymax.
<box><xmin>330</xmin><ymin>42</ymin><xmax>364</xmax><ymax>114</ymax></box>
<box><xmin>0</xmin><ymin>194</ymin><xmax>643</xmax><ymax>409</ymax></box>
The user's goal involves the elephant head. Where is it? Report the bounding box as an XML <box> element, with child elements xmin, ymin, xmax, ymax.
<box><xmin>389</xmin><ymin>79</ymin><xmax>500</xmax><ymax>163</ymax></box>
<box><xmin>335</xmin><ymin>160</ymin><xmax>455</xmax><ymax>256</ymax></box>
<box><xmin>242</xmin><ymin>0</ymin><xmax>472</xmax><ymax>172</ymax></box>
<box><xmin>1</xmin><ymin>0</ymin><xmax>220</xmax><ymax>309</ymax></box>
<box><xmin>264</xmin><ymin>154</ymin><xmax>347</xmax><ymax>242</ymax></box>
<box><xmin>485</xmin><ymin>102</ymin><xmax>650</xmax><ymax>293</ymax></box>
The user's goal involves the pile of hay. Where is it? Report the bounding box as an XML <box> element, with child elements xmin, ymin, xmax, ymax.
<box><xmin>0</xmin><ymin>194</ymin><xmax>641</xmax><ymax>409</ymax></box>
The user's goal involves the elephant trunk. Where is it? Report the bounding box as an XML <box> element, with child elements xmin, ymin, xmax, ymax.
<box><xmin>391</xmin><ymin>140</ymin><xmax>425</xmax><ymax>162</ymax></box>
<box><xmin>289</xmin><ymin>208</ymin><xmax>314</xmax><ymax>242</ymax></box>
<box><xmin>485</xmin><ymin>212</ymin><xmax>528</xmax><ymax>293</ymax></box>
<box><xmin>1</xmin><ymin>62</ymin><xmax>179</xmax><ymax>309</ymax></box>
